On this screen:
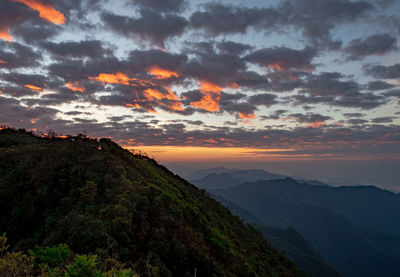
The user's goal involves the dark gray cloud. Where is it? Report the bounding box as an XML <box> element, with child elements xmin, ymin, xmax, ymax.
<box><xmin>183</xmin><ymin>44</ymin><xmax>247</xmax><ymax>86</ymax></box>
<box><xmin>130</xmin><ymin>0</ymin><xmax>186</xmax><ymax>12</ymax></box>
<box><xmin>367</xmin><ymin>80</ymin><xmax>395</xmax><ymax>91</ymax></box>
<box><xmin>244</xmin><ymin>47</ymin><xmax>316</xmax><ymax>72</ymax></box>
<box><xmin>280</xmin><ymin>0</ymin><xmax>373</xmax><ymax>49</ymax></box>
<box><xmin>248</xmin><ymin>94</ymin><xmax>278</xmax><ymax>107</ymax></box>
<box><xmin>216</xmin><ymin>41</ymin><xmax>253</xmax><ymax>56</ymax></box>
<box><xmin>0</xmin><ymin>42</ymin><xmax>40</xmax><ymax>69</ymax></box>
<box><xmin>43</xmin><ymin>40</ymin><xmax>112</xmax><ymax>59</ymax></box>
<box><xmin>101</xmin><ymin>9</ymin><xmax>188</xmax><ymax>46</ymax></box>
<box><xmin>0</xmin><ymin>1</ymin><xmax>27</xmax><ymax>34</ymax></box>
<box><xmin>364</xmin><ymin>63</ymin><xmax>400</xmax><ymax>79</ymax></box>
<box><xmin>347</xmin><ymin>118</ymin><xmax>368</xmax><ymax>125</ymax></box>
<box><xmin>372</xmin><ymin>117</ymin><xmax>396</xmax><ymax>123</ymax></box>
<box><xmin>0</xmin><ymin>95</ymin><xmax>66</xmax><ymax>129</ymax></box>
<box><xmin>343</xmin><ymin>113</ymin><xmax>365</xmax><ymax>118</ymax></box>
<box><xmin>128</xmin><ymin>49</ymin><xmax>187</xmax><ymax>73</ymax></box>
<box><xmin>383</xmin><ymin>89</ymin><xmax>400</xmax><ymax>98</ymax></box>
<box><xmin>344</xmin><ymin>33</ymin><xmax>398</xmax><ymax>61</ymax></box>
<box><xmin>294</xmin><ymin>72</ymin><xmax>385</xmax><ymax>109</ymax></box>
<box><xmin>289</xmin><ymin>113</ymin><xmax>333</xmax><ymax>124</ymax></box>
<box><xmin>12</xmin><ymin>23</ymin><xmax>60</xmax><ymax>44</ymax></box>
<box><xmin>190</xmin><ymin>3</ymin><xmax>282</xmax><ymax>36</ymax></box>
<box><xmin>189</xmin><ymin>1</ymin><xmax>373</xmax><ymax>50</ymax></box>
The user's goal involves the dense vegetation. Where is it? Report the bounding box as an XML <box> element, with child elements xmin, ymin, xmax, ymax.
<box><xmin>0</xmin><ymin>233</ymin><xmax>134</xmax><ymax>276</ymax></box>
<box><xmin>0</xmin><ymin>128</ymin><xmax>304</xmax><ymax>276</ymax></box>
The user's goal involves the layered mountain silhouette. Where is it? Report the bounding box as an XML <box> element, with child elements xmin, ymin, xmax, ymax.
<box><xmin>191</xmin><ymin>169</ymin><xmax>400</xmax><ymax>277</ymax></box>
<box><xmin>0</xmin><ymin>128</ymin><xmax>305</xmax><ymax>276</ymax></box>
<box><xmin>213</xmin><ymin>195</ymin><xmax>342</xmax><ymax>277</ymax></box>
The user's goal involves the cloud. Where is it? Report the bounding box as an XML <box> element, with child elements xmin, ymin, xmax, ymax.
<box><xmin>42</xmin><ymin>40</ymin><xmax>112</xmax><ymax>59</ymax></box>
<box><xmin>280</xmin><ymin>0</ymin><xmax>373</xmax><ymax>49</ymax></box>
<box><xmin>11</xmin><ymin>22</ymin><xmax>59</xmax><ymax>43</ymax></box>
<box><xmin>372</xmin><ymin>117</ymin><xmax>396</xmax><ymax>123</ymax></box>
<box><xmin>364</xmin><ymin>63</ymin><xmax>400</xmax><ymax>79</ymax></box>
<box><xmin>343</xmin><ymin>113</ymin><xmax>365</xmax><ymax>118</ymax></box>
<box><xmin>101</xmin><ymin>9</ymin><xmax>188</xmax><ymax>46</ymax></box>
<box><xmin>344</xmin><ymin>33</ymin><xmax>398</xmax><ymax>61</ymax></box>
<box><xmin>12</xmin><ymin>0</ymin><xmax>66</xmax><ymax>25</ymax></box>
<box><xmin>0</xmin><ymin>1</ymin><xmax>28</xmax><ymax>42</ymax></box>
<box><xmin>244</xmin><ymin>46</ymin><xmax>316</xmax><ymax>72</ymax></box>
<box><xmin>0</xmin><ymin>41</ymin><xmax>41</xmax><ymax>69</ymax></box>
<box><xmin>130</xmin><ymin>0</ymin><xmax>186</xmax><ymax>12</ymax></box>
<box><xmin>367</xmin><ymin>80</ymin><xmax>395</xmax><ymax>91</ymax></box>
<box><xmin>294</xmin><ymin>72</ymin><xmax>385</xmax><ymax>109</ymax></box>
<box><xmin>189</xmin><ymin>0</ymin><xmax>373</xmax><ymax>50</ymax></box>
<box><xmin>288</xmin><ymin>113</ymin><xmax>332</xmax><ymax>128</ymax></box>
<box><xmin>216</xmin><ymin>41</ymin><xmax>253</xmax><ymax>56</ymax></box>
<box><xmin>189</xmin><ymin>3</ymin><xmax>282</xmax><ymax>36</ymax></box>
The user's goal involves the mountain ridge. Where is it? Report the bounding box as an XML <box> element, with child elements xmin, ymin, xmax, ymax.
<box><xmin>0</xmin><ymin>128</ymin><xmax>304</xmax><ymax>276</ymax></box>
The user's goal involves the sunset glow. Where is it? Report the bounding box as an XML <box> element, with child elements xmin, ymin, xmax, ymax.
<box><xmin>0</xmin><ymin>28</ymin><xmax>13</xmax><ymax>42</ymax></box>
<box><xmin>239</xmin><ymin>112</ymin><xmax>256</xmax><ymax>119</ymax></box>
<box><xmin>149</xmin><ymin>66</ymin><xmax>179</xmax><ymax>79</ymax></box>
<box><xmin>130</xmin><ymin>146</ymin><xmax>295</xmax><ymax>162</ymax></box>
<box><xmin>24</xmin><ymin>84</ymin><xmax>42</xmax><ymax>92</ymax></box>
<box><xmin>65</xmin><ymin>82</ymin><xmax>85</xmax><ymax>93</ymax></box>
<box><xmin>13</xmin><ymin>0</ymin><xmax>66</xmax><ymax>25</ymax></box>
<box><xmin>190</xmin><ymin>81</ymin><xmax>223</xmax><ymax>112</ymax></box>
<box><xmin>89</xmin><ymin>72</ymin><xmax>131</xmax><ymax>86</ymax></box>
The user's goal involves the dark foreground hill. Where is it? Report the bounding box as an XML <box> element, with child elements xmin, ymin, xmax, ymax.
<box><xmin>0</xmin><ymin>128</ymin><xmax>304</xmax><ymax>276</ymax></box>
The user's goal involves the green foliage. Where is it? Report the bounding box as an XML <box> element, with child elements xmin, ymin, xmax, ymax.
<box><xmin>0</xmin><ymin>234</ymin><xmax>134</xmax><ymax>277</ymax></box>
<box><xmin>29</xmin><ymin>244</ymin><xmax>70</xmax><ymax>268</ymax></box>
<box><xmin>0</xmin><ymin>128</ymin><xmax>305</xmax><ymax>276</ymax></box>
<box><xmin>65</xmin><ymin>255</ymin><xmax>101</xmax><ymax>277</ymax></box>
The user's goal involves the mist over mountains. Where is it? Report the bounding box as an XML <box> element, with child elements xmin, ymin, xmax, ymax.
<box><xmin>188</xmin><ymin>167</ymin><xmax>400</xmax><ymax>277</ymax></box>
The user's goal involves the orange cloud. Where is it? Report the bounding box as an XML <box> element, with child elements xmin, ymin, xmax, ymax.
<box><xmin>89</xmin><ymin>72</ymin><xmax>131</xmax><ymax>85</ymax></box>
<box><xmin>144</xmin><ymin>88</ymin><xmax>169</xmax><ymax>100</ymax></box>
<box><xmin>13</xmin><ymin>0</ymin><xmax>66</xmax><ymax>25</ymax></box>
<box><xmin>129</xmin><ymin>102</ymin><xmax>157</xmax><ymax>114</ymax></box>
<box><xmin>200</xmin><ymin>81</ymin><xmax>222</xmax><ymax>93</ymax></box>
<box><xmin>149</xmin><ymin>66</ymin><xmax>179</xmax><ymax>79</ymax></box>
<box><xmin>267</xmin><ymin>63</ymin><xmax>284</xmax><ymax>71</ymax></box>
<box><xmin>30</xmin><ymin>118</ymin><xmax>40</xmax><ymax>124</ymax></box>
<box><xmin>307</xmin><ymin>121</ymin><xmax>324</xmax><ymax>128</ymax></box>
<box><xmin>0</xmin><ymin>27</ymin><xmax>13</xmax><ymax>42</ymax></box>
<box><xmin>191</xmin><ymin>93</ymin><xmax>220</xmax><ymax>112</ymax></box>
<box><xmin>90</xmin><ymin>71</ymin><xmax>184</xmax><ymax>113</ymax></box>
<box><xmin>141</xmin><ymin>87</ymin><xmax>184</xmax><ymax>112</ymax></box>
<box><xmin>239</xmin><ymin>112</ymin><xmax>256</xmax><ymax>119</ymax></box>
<box><xmin>190</xmin><ymin>81</ymin><xmax>223</xmax><ymax>112</ymax></box>
<box><xmin>24</xmin><ymin>84</ymin><xmax>42</xmax><ymax>92</ymax></box>
<box><xmin>65</xmin><ymin>82</ymin><xmax>85</xmax><ymax>92</ymax></box>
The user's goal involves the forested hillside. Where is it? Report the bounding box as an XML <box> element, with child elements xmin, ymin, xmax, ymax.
<box><xmin>0</xmin><ymin>128</ymin><xmax>304</xmax><ymax>277</ymax></box>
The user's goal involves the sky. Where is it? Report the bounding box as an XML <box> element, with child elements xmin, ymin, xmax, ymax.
<box><xmin>0</xmin><ymin>0</ymin><xmax>399</xmax><ymax>188</ymax></box>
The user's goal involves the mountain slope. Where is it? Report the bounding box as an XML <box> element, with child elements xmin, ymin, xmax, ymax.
<box><xmin>0</xmin><ymin>128</ymin><xmax>304</xmax><ymax>277</ymax></box>
<box><xmin>213</xmin><ymin>195</ymin><xmax>342</xmax><ymax>277</ymax></box>
<box><xmin>212</xmin><ymin>178</ymin><xmax>400</xmax><ymax>277</ymax></box>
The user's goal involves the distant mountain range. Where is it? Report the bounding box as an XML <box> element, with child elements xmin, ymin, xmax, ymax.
<box><xmin>213</xmin><ymin>195</ymin><xmax>342</xmax><ymax>277</ymax></box>
<box><xmin>190</xmin><ymin>168</ymin><xmax>400</xmax><ymax>277</ymax></box>
<box><xmin>190</xmin><ymin>167</ymin><xmax>285</xmax><ymax>189</ymax></box>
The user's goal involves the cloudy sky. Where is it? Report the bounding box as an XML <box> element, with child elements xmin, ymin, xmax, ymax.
<box><xmin>0</xmin><ymin>0</ymin><xmax>399</xmax><ymax>187</ymax></box>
